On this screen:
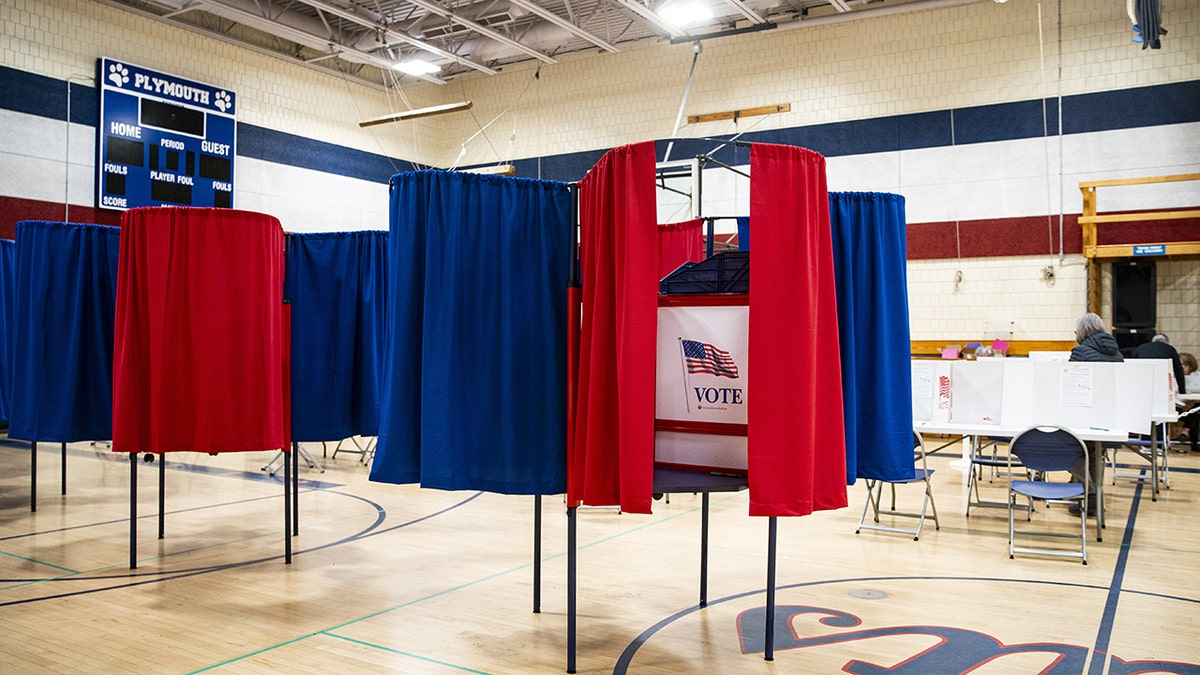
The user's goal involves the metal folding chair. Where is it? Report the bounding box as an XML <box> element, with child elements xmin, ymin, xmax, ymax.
<box><xmin>1007</xmin><ymin>425</ymin><xmax>1089</xmax><ymax>565</ymax></box>
<box><xmin>856</xmin><ymin>431</ymin><xmax>940</xmax><ymax>541</ymax></box>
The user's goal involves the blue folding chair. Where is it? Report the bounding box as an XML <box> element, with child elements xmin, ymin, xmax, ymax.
<box><xmin>856</xmin><ymin>431</ymin><xmax>940</xmax><ymax>541</ymax></box>
<box><xmin>1007</xmin><ymin>426</ymin><xmax>1089</xmax><ymax>564</ymax></box>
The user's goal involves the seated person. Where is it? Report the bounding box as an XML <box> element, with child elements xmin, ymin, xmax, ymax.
<box><xmin>1178</xmin><ymin>352</ymin><xmax>1199</xmax><ymax>452</ymax></box>
<box><xmin>1069</xmin><ymin>313</ymin><xmax>1123</xmax><ymax>363</ymax></box>
<box><xmin>1067</xmin><ymin>313</ymin><xmax>1122</xmax><ymax>515</ymax></box>
<box><xmin>1132</xmin><ymin>333</ymin><xmax>1186</xmax><ymax>394</ymax></box>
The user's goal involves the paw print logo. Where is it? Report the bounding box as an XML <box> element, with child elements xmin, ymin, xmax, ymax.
<box><xmin>108</xmin><ymin>62</ymin><xmax>129</xmax><ymax>88</ymax></box>
<box><xmin>214</xmin><ymin>91</ymin><xmax>232</xmax><ymax>113</ymax></box>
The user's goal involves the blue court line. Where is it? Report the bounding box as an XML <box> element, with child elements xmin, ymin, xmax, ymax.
<box><xmin>1089</xmin><ymin>472</ymin><xmax>1147</xmax><ymax>675</ymax></box>
<box><xmin>0</xmin><ymin>439</ymin><xmax>344</xmax><ymax>489</ymax></box>
<box><xmin>0</xmin><ymin>490</ymin><xmax>490</xmax><ymax>608</ymax></box>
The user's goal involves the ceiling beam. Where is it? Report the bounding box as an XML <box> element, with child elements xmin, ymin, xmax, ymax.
<box><xmin>192</xmin><ymin>0</ymin><xmax>447</xmax><ymax>83</ymax></box>
<box><xmin>608</xmin><ymin>0</ymin><xmax>686</xmax><ymax>39</ymax></box>
<box><xmin>720</xmin><ymin>0</ymin><xmax>766</xmax><ymax>24</ymax></box>
<box><xmin>287</xmin><ymin>0</ymin><xmax>499</xmax><ymax>75</ymax></box>
<box><xmin>507</xmin><ymin>0</ymin><xmax>619</xmax><ymax>53</ymax></box>
<box><xmin>405</xmin><ymin>0</ymin><xmax>558</xmax><ymax>64</ymax></box>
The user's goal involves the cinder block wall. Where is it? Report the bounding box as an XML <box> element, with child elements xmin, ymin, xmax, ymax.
<box><xmin>3</xmin><ymin>0</ymin><xmax>1197</xmax><ymax>350</ymax></box>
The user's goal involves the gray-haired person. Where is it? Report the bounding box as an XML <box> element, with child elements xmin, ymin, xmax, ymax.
<box><xmin>1066</xmin><ymin>313</ymin><xmax>1123</xmax><ymax>516</ymax></box>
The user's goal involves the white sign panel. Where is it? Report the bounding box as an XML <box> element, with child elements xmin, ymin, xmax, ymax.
<box><xmin>655</xmin><ymin>305</ymin><xmax>749</xmax><ymax>425</ymax></box>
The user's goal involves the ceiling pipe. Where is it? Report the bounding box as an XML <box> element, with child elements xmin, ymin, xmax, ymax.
<box><xmin>776</xmin><ymin>0</ymin><xmax>986</xmax><ymax>31</ymax></box>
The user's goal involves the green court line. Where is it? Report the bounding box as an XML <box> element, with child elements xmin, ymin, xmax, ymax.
<box><xmin>0</xmin><ymin>549</ymin><xmax>79</xmax><ymax>574</ymax></box>
<box><xmin>323</xmin><ymin>633</ymin><xmax>494</xmax><ymax>674</ymax></box>
<box><xmin>188</xmin><ymin>492</ymin><xmax>747</xmax><ymax>671</ymax></box>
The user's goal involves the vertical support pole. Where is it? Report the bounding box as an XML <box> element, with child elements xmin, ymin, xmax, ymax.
<box><xmin>1080</xmin><ymin>184</ymin><xmax>1100</xmax><ymax>315</ymax></box>
<box><xmin>130</xmin><ymin>451</ymin><xmax>138</xmax><ymax>569</ymax></box>
<box><xmin>566</xmin><ymin>505</ymin><xmax>577</xmax><ymax>674</ymax></box>
<box><xmin>158</xmin><ymin>453</ymin><xmax>165</xmax><ymax>539</ymax></box>
<box><xmin>284</xmin><ymin>444</ymin><xmax>292</xmax><ymax>564</ymax></box>
<box><xmin>1150</xmin><ymin>423</ymin><xmax>1160</xmax><ymax>501</ymax></box>
<box><xmin>30</xmin><ymin>441</ymin><xmax>37</xmax><ymax>512</ymax></box>
<box><xmin>700</xmin><ymin>492</ymin><xmax>710</xmax><ymax>606</ymax></box>
<box><xmin>1092</xmin><ymin>440</ymin><xmax>1105</xmax><ymax>541</ymax></box>
<box><xmin>533</xmin><ymin>494</ymin><xmax>542</xmax><ymax>613</ymax></box>
<box><xmin>292</xmin><ymin>442</ymin><xmax>300</xmax><ymax>536</ymax></box>
<box><xmin>764</xmin><ymin>516</ymin><xmax>777</xmax><ymax>661</ymax></box>
<box><xmin>61</xmin><ymin>442</ymin><xmax>67</xmax><ymax>495</ymax></box>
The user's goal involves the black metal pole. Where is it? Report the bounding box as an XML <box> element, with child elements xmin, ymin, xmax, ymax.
<box><xmin>566</xmin><ymin>505</ymin><xmax>577</xmax><ymax>674</ymax></box>
<box><xmin>30</xmin><ymin>441</ymin><xmax>37</xmax><ymax>512</ymax></box>
<box><xmin>284</xmin><ymin>443</ymin><xmax>292</xmax><ymax>564</ymax></box>
<box><xmin>60</xmin><ymin>442</ymin><xmax>67</xmax><ymax>495</ymax></box>
<box><xmin>292</xmin><ymin>442</ymin><xmax>299</xmax><ymax>536</ymax></box>
<box><xmin>158</xmin><ymin>453</ymin><xmax>165</xmax><ymax>539</ymax></box>
<box><xmin>765</xmin><ymin>516</ymin><xmax>777</xmax><ymax>661</ymax></box>
<box><xmin>700</xmin><ymin>492</ymin><xmax>710</xmax><ymax>606</ymax></box>
<box><xmin>129</xmin><ymin>452</ymin><xmax>137</xmax><ymax>569</ymax></box>
<box><xmin>533</xmin><ymin>494</ymin><xmax>542</xmax><ymax>613</ymax></box>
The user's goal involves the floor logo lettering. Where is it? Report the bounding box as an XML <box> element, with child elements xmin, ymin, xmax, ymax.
<box><xmin>736</xmin><ymin>605</ymin><xmax>1200</xmax><ymax>674</ymax></box>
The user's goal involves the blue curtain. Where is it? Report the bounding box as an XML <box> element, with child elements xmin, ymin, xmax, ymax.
<box><xmin>286</xmin><ymin>231</ymin><xmax>388</xmax><ymax>441</ymax></box>
<box><xmin>0</xmin><ymin>239</ymin><xmax>14</xmax><ymax>422</ymax></box>
<box><xmin>736</xmin><ymin>216</ymin><xmax>750</xmax><ymax>251</ymax></box>
<box><xmin>828</xmin><ymin>193</ymin><xmax>914</xmax><ymax>482</ymax></box>
<box><xmin>371</xmin><ymin>171</ymin><xmax>573</xmax><ymax>494</ymax></box>
<box><xmin>9</xmin><ymin>221</ymin><xmax>121</xmax><ymax>441</ymax></box>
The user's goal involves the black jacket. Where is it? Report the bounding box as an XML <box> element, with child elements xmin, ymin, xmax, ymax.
<box><xmin>1069</xmin><ymin>332</ymin><xmax>1124</xmax><ymax>363</ymax></box>
<box><xmin>1132</xmin><ymin>340</ymin><xmax>1187</xmax><ymax>393</ymax></box>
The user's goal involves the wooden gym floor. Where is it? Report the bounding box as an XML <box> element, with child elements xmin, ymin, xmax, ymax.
<box><xmin>1</xmin><ymin>436</ymin><xmax>1198</xmax><ymax>674</ymax></box>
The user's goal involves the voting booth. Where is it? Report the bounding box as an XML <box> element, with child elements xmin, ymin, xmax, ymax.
<box><xmin>655</xmin><ymin>253</ymin><xmax>749</xmax><ymax>475</ymax></box>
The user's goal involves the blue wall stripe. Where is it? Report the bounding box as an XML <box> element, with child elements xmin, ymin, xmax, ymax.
<box><xmin>3</xmin><ymin>65</ymin><xmax>1197</xmax><ymax>186</ymax></box>
<box><xmin>236</xmin><ymin>125</ymin><xmax>421</xmax><ymax>183</ymax></box>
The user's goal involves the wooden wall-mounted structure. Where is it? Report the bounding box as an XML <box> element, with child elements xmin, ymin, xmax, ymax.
<box><xmin>1079</xmin><ymin>173</ymin><xmax>1200</xmax><ymax>314</ymax></box>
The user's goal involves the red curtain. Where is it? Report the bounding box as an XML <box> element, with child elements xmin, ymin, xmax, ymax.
<box><xmin>569</xmin><ymin>142</ymin><xmax>659</xmax><ymax>513</ymax></box>
<box><xmin>658</xmin><ymin>218</ymin><xmax>703</xmax><ymax>279</ymax></box>
<box><xmin>113</xmin><ymin>207</ymin><xmax>286</xmax><ymax>454</ymax></box>
<box><xmin>748</xmin><ymin>144</ymin><xmax>847</xmax><ymax>516</ymax></box>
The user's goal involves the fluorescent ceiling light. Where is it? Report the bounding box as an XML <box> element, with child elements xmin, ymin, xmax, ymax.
<box><xmin>657</xmin><ymin>1</ymin><xmax>714</xmax><ymax>27</ymax></box>
<box><xmin>393</xmin><ymin>59</ymin><xmax>441</xmax><ymax>76</ymax></box>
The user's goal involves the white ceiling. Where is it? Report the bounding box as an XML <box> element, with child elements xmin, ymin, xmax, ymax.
<box><xmin>95</xmin><ymin>0</ymin><xmax>964</xmax><ymax>88</ymax></box>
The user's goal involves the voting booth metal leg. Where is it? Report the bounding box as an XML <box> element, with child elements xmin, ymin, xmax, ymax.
<box><xmin>534</xmin><ymin>494</ymin><xmax>542</xmax><ymax>614</ymax></box>
<box><xmin>1150</xmin><ymin>423</ymin><xmax>1160</xmax><ymax>502</ymax></box>
<box><xmin>700</xmin><ymin>492</ymin><xmax>710</xmax><ymax>607</ymax></box>
<box><xmin>61</xmin><ymin>442</ymin><xmax>67</xmax><ymax>495</ymax></box>
<box><xmin>130</xmin><ymin>452</ymin><xmax>138</xmax><ymax>569</ymax></box>
<box><xmin>30</xmin><ymin>442</ymin><xmax>36</xmax><ymax>512</ymax></box>
<box><xmin>1093</xmin><ymin>441</ymin><xmax>1105</xmax><ymax>541</ymax></box>
<box><xmin>158</xmin><ymin>454</ymin><xmax>166</xmax><ymax>539</ymax></box>
<box><xmin>764</xmin><ymin>516</ymin><xmax>777</xmax><ymax>661</ymax></box>
<box><xmin>566</xmin><ymin>505</ymin><xmax>577</xmax><ymax>674</ymax></box>
<box><xmin>284</xmin><ymin>444</ymin><xmax>292</xmax><ymax>565</ymax></box>
<box><xmin>292</xmin><ymin>443</ymin><xmax>300</xmax><ymax>536</ymax></box>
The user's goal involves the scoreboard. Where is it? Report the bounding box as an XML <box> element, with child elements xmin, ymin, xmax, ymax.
<box><xmin>97</xmin><ymin>57</ymin><xmax>236</xmax><ymax>211</ymax></box>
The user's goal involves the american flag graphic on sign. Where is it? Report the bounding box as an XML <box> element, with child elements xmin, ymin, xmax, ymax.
<box><xmin>681</xmin><ymin>339</ymin><xmax>739</xmax><ymax>378</ymax></box>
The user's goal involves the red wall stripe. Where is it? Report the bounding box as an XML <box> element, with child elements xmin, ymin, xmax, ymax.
<box><xmin>0</xmin><ymin>196</ymin><xmax>121</xmax><ymax>239</ymax></box>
